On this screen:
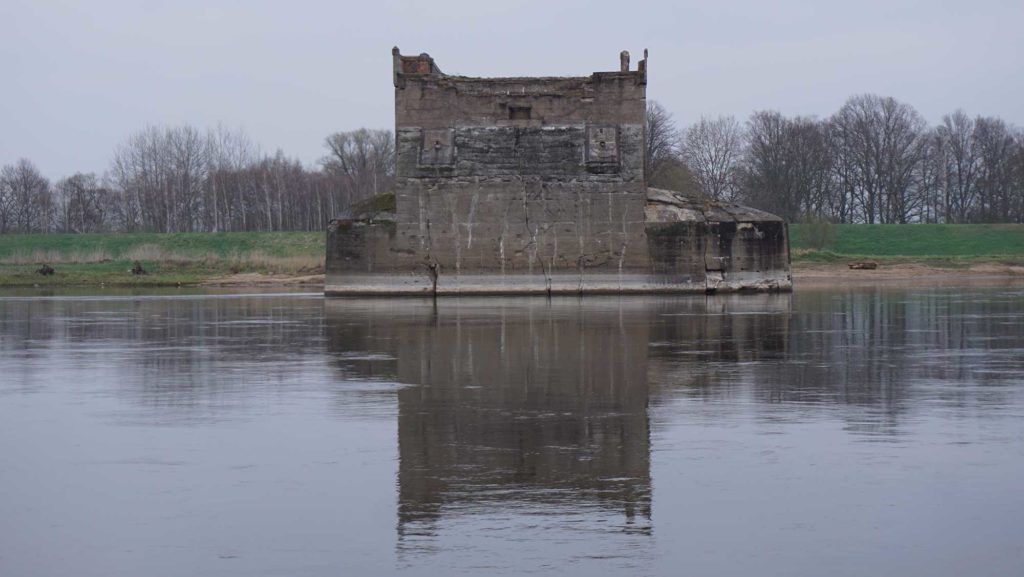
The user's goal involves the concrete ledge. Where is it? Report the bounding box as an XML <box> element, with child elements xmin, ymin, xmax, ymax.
<box><xmin>325</xmin><ymin>272</ymin><xmax>792</xmax><ymax>296</ymax></box>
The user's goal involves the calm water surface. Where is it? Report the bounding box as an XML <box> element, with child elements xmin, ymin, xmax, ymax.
<box><xmin>1</xmin><ymin>287</ymin><xmax>1023</xmax><ymax>576</ymax></box>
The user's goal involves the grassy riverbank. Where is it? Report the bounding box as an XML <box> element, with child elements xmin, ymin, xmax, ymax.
<box><xmin>2</xmin><ymin>225</ymin><xmax>1024</xmax><ymax>287</ymax></box>
<box><xmin>789</xmin><ymin>223</ymin><xmax>1024</xmax><ymax>264</ymax></box>
<box><xmin>0</xmin><ymin>232</ymin><xmax>324</xmax><ymax>287</ymax></box>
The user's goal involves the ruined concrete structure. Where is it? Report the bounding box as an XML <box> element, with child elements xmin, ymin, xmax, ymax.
<box><xmin>325</xmin><ymin>48</ymin><xmax>791</xmax><ymax>295</ymax></box>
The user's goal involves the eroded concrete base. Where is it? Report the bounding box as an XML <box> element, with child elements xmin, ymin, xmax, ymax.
<box><xmin>326</xmin><ymin>187</ymin><xmax>792</xmax><ymax>296</ymax></box>
<box><xmin>324</xmin><ymin>271</ymin><xmax>791</xmax><ymax>296</ymax></box>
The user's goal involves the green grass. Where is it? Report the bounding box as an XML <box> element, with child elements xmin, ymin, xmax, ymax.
<box><xmin>0</xmin><ymin>262</ymin><xmax>231</xmax><ymax>287</ymax></box>
<box><xmin>790</xmin><ymin>224</ymin><xmax>1024</xmax><ymax>258</ymax></box>
<box><xmin>0</xmin><ymin>231</ymin><xmax>323</xmax><ymax>260</ymax></box>
<box><xmin>0</xmin><ymin>232</ymin><xmax>325</xmax><ymax>287</ymax></box>
<box><xmin>5</xmin><ymin>225</ymin><xmax>1024</xmax><ymax>286</ymax></box>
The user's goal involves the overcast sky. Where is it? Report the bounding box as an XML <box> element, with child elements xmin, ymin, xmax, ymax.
<box><xmin>3</xmin><ymin>0</ymin><xmax>1023</xmax><ymax>179</ymax></box>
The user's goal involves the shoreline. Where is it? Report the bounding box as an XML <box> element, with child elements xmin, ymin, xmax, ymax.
<box><xmin>3</xmin><ymin>261</ymin><xmax>1023</xmax><ymax>291</ymax></box>
<box><xmin>792</xmin><ymin>261</ymin><xmax>1024</xmax><ymax>287</ymax></box>
<box><xmin>207</xmin><ymin>263</ymin><xmax>1024</xmax><ymax>290</ymax></box>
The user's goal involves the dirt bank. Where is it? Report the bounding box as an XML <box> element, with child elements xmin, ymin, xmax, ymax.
<box><xmin>793</xmin><ymin>261</ymin><xmax>1024</xmax><ymax>287</ymax></box>
<box><xmin>201</xmin><ymin>273</ymin><xmax>325</xmax><ymax>287</ymax></box>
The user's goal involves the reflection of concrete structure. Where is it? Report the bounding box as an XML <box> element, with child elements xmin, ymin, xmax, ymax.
<box><xmin>323</xmin><ymin>296</ymin><xmax>802</xmax><ymax>544</ymax></box>
<box><xmin>325</xmin><ymin>49</ymin><xmax>791</xmax><ymax>295</ymax></box>
<box><xmin>323</xmin><ymin>295</ymin><xmax>823</xmax><ymax>556</ymax></box>
<box><xmin>325</xmin><ymin>299</ymin><xmax>655</xmax><ymax>538</ymax></box>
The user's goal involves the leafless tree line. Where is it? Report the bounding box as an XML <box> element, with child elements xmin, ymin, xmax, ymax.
<box><xmin>648</xmin><ymin>96</ymin><xmax>1024</xmax><ymax>223</ymax></box>
<box><xmin>0</xmin><ymin>126</ymin><xmax>394</xmax><ymax>233</ymax></box>
<box><xmin>5</xmin><ymin>96</ymin><xmax>1024</xmax><ymax>233</ymax></box>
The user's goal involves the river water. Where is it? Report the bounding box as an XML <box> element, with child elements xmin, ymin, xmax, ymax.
<box><xmin>1</xmin><ymin>287</ymin><xmax>1023</xmax><ymax>576</ymax></box>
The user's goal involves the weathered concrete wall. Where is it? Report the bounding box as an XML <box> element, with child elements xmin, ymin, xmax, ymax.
<box><xmin>645</xmin><ymin>188</ymin><xmax>791</xmax><ymax>292</ymax></box>
<box><xmin>395</xmin><ymin>125</ymin><xmax>644</xmax><ymax>180</ymax></box>
<box><xmin>395</xmin><ymin>74</ymin><xmax>647</xmax><ymax>129</ymax></box>
<box><xmin>327</xmin><ymin>188</ymin><xmax>792</xmax><ymax>294</ymax></box>
<box><xmin>325</xmin><ymin>49</ymin><xmax>791</xmax><ymax>295</ymax></box>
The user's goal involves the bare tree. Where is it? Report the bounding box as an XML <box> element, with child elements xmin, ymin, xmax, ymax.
<box><xmin>741</xmin><ymin>111</ymin><xmax>793</xmax><ymax>219</ymax></box>
<box><xmin>110</xmin><ymin>126</ymin><xmax>171</xmax><ymax>232</ymax></box>
<box><xmin>322</xmin><ymin>128</ymin><xmax>395</xmax><ymax>207</ymax></box>
<box><xmin>107</xmin><ymin>122</ymin><xmax>343</xmax><ymax>233</ymax></box>
<box><xmin>1012</xmin><ymin>131</ymin><xmax>1024</xmax><ymax>223</ymax></box>
<box><xmin>55</xmin><ymin>173</ymin><xmax>112</xmax><ymax>233</ymax></box>
<box><xmin>111</xmin><ymin>125</ymin><xmax>240</xmax><ymax>232</ymax></box>
<box><xmin>681</xmin><ymin>115</ymin><xmax>742</xmax><ymax>200</ymax></box>
<box><xmin>0</xmin><ymin>159</ymin><xmax>53</xmax><ymax>232</ymax></box>
<box><xmin>645</xmin><ymin>101</ymin><xmax>680</xmax><ymax>188</ymax></box>
<box><xmin>205</xmin><ymin>125</ymin><xmax>259</xmax><ymax>232</ymax></box>
<box><xmin>916</xmin><ymin>129</ymin><xmax>946</xmax><ymax>223</ymax></box>
<box><xmin>935</xmin><ymin>110</ymin><xmax>979</xmax><ymax>222</ymax></box>
<box><xmin>0</xmin><ymin>166</ymin><xmax>11</xmax><ymax>233</ymax></box>
<box><xmin>738</xmin><ymin>112</ymin><xmax>834</xmax><ymax>222</ymax></box>
<box><xmin>973</xmin><ymin>116</ymin><xmax>1017</xmax><ymax>222</ymax></box>
<box><xmin>167</xmin><ymin>125</ymin><xmax>211</xmax><ymax>232</ymax></box>
<box><xmin>786</xmin><ymin>117</ymin><xmax>834</xmax><ymax>219</ymax></box>
<box><xmin>831</xmin><ymin>95</ymin><xmax>927</xmax><ymax>223</ymax></box>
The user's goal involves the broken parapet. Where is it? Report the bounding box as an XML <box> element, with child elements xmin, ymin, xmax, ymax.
<box><xmin>325</xmin><ymin>49</ymin><xmax>790</xmax><ymax>295</ymax></box>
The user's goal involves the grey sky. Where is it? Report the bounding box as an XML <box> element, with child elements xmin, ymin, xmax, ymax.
<box><xmin>3</xmin><ymin>0</ymin><xmax>1023</xmax><ymax>180</ymax></box>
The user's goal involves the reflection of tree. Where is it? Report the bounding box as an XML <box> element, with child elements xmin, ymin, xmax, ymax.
<box><xmin>646</xmin><ymin>293</ymin><xmax>793</xmax><ymax>399</ymax></box>
<box><xmin>648</xmin><ymin>289</ymin><xmax>1024</xmax><ymax>437</ymax></box>
<box><xmin>0</xmin><ymin>293</ymin><xmax>328</xmax><ymax>421</ymax></box>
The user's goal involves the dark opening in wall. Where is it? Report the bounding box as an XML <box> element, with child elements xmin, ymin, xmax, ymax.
<box><xmin>509</xmin><ymin>106</ymin><xmax>531</xmax><ymax>120</ymax></box>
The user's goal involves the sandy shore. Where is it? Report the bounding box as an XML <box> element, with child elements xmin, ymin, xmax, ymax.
<box><xmin>201</xmin><ymin>272</ymin><xmax>326</xmax><ymax>287</ymax></box>
<box><xmin>793</xmin><ymin>261</ymin><xmax>1024</xmax><ymax>287</ymax></box>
